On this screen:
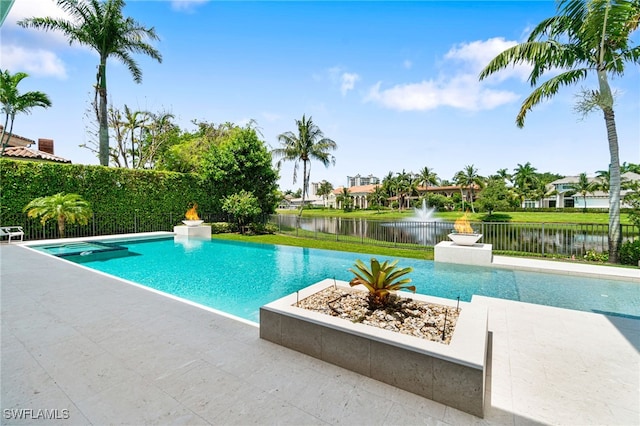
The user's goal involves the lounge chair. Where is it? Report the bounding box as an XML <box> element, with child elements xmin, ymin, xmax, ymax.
<box><xmin>0</xmin><ymin>226</ymin><xmax>25</xmax><ymax>243</ymax></box>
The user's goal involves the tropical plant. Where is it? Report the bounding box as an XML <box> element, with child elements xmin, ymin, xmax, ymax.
<box><xmin>222</xmin><ymin>190</ymin><xmax>262</xmax><ymax>234</ymax></box>
<box><xmin>479</xmin><ymin>0</ymin><xmax>640</xmax><ymax>263</ymax></box>
<box><xmin>273</xmin><ymin>114</ymin><xmax>337</xmax><ymax>217</ymax></box>
<box><xmin>19</xmin><ymin>0</ymin><xmax>162</xmax><ymax>166</ymax></box>
<box><xmin>417</xmin><ymin>166</ymin><xmax>439</xmax><ymax>188</ymax></box>
<box><xmin>316</xmin><ymin>180</ymin><xmax>334</xmax><ymax>207</ymax></box>
<box><xmin>349</xmin><ymin>258</ymin><xmax>415</xmax><ymax>309</ymax></box>
<box><xmin>0</xmin><ymin>70</ymin><xmax>52</xmax><ymax>155</ymax></box>
<box><xmin>568</xmin><ymin>172</ymin><xmax>598</xmax><ymax>210</ymax></box>
<box><xmin>336</xmin><ymin>187</ymin><xmax>353</xmax><ymax>212</ymax></box>
<box><xmin>512</xmin><ymin>162</ymin><xmax>540</xmax><ymax>207</ymax></box>
<box><xmin>23</xmin><ymin>193</ymin><xmax>92</xmax><ymax>238</ymax></box>
<box><xmin>619</xmin><ymin>239</ymin><xmax>640</xmax><ymax>265</ymax></box>
<box><xmin>453</xmin><ymin>164</ymin><xmax>483</xmax><ymax>213</ymax></box>
<box><xmin>367</xmin><ymin>184</ymin><xmax>388</xmax><ymax>211</ymax></box>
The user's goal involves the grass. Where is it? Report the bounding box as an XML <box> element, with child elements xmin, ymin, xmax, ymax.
<box><xmin>211</xmin><ymin>233</ymin><xmax>434</xmax><ymax>260</ymax></box>
<box><xmin>278</xmin><ymin>208</ymin><xmax>632</xmax><ymax>225</ymax></box>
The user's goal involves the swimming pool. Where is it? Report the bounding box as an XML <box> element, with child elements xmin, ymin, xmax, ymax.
<box><xmin>33</xmin><ymin>241</ymin><xmax>130</xmax><ymax>263</ymax></box>
<box><xmin>49</xmin><ymin>237</ymin><xmax>640</xmax><ymax>322</ymax></box>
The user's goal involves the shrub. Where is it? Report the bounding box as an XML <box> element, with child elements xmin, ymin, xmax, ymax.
<box><xmin>583</xmin><ymin>249</ymin><xmax>608</xmax><ymax>263</ymax></box>
<box><xmin>209</xmin><ymin>222</ymin><xmax>231</xmax><ymax>234</ymax></box>
<box><xmin>619</xmin><ymin>239</ymin><xmax>640</xmax><ymax>265</ymax></box>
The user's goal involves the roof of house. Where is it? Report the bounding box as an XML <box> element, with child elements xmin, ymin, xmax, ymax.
<box><xmin>3</xmin><ymin>146</ymin><xmax>71</xmax><ymax>163</ymax></box>
<box><xmin>0</xmin><ymin>125</ymin><xmax>35</xmax><ymax>148</ymax></box>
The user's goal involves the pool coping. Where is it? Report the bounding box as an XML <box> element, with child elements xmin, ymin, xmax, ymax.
<box><xmin>19</xmin><ymin>232</ymin><xmax>639</xmax><ymax>284</ymax></box>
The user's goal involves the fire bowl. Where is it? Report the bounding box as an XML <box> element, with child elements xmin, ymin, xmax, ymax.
<box><xmin>182</xmin><ymin>220</ymin><xmax>204</xmax><ymax>227</ymax></box>
<box><xmin>448</xmin><ymin>233</ymin><xmax>483</xmax><ymax>246</ymax></box>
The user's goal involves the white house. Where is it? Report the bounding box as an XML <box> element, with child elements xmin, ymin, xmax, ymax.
<box><xmin>541</xmin><ymin>172</ymin><xmax>640</xmax><ymax>209</ymax></box>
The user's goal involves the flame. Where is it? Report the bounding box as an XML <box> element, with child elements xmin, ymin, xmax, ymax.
<box><xmin>185</xmin><ymin>203</ymin><xmax>200</xmax><ymax>220</ymax></box>
<box><xmin>454</xmin><ymin>213</ymin><xmax>474</xmax><ymax>234</ymax></box>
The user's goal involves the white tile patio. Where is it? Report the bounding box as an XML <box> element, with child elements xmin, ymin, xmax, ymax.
<box><xmin>1</xmin><ymin>243</ymin><xmax>638</xmax><ymax>425</ymax></box>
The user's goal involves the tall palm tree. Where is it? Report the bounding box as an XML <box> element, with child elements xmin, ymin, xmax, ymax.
<box><xmin>273</xmin><ymin>114</ymin><xmax>337</xmax><ymax>216</ymax></box>
<box><xmin>367</xmin><ymin>184</ymin><xmax>388</xmax><ymax>212</ymax></box>
<box><xmin>512</xmin><ymin>162</ymin><xmax>540</xmax><ymax>207</ymax></box>
<box><xmin>479</xmin><ymin>0</ymin><xmax>640</xmax><ymax>263</ymax></box>
<box><xmin>316</xmin><ymin>180</ymin><xmax>334</xmax><ymax>207</ymax></box>
<box><xmin>19</xmin><ymin>0</ymin><xmax>162</xmax><ymax>166</ymax></box>
<box><xmin>336</xmin><ymin>187</ymin><xmax>352</xmax><ymax>211</ymax></box>
<box><xmin>24</xmin><ymin>193</ymin><xmax>92</xmax><ymax>238</ymax></box>
<box><xmin>417</xmin><ymin>166</ymin><xmax>439</xmax><ymax>188</ymax></box>
<box><xmin>0</xmin><ymin>70</ymin><xmax>52</xmax><ymax>155</ymax></box>
<box><xmin>569</xmin><ymin>173</ymin><xmax>599</xmax><ymax>211</ymax></box>
<box><xmin>454</xmin><ymin>164</ymin><xmax>483</xmax><ymax>213</ymax></box>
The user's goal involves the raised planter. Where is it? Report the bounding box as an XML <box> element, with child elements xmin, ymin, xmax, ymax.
<box><xmin>260</xmin><ymin>279</ymin><xmax>489</xmax><ymax>418</ymax></box>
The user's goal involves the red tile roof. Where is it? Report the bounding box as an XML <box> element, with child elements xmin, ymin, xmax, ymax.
<box><xmin>3</xmin><ymin>147</ymin><xmax>71</xmax><ymax>163</ymax></box>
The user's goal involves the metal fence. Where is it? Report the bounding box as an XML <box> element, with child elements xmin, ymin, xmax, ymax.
<box><xmin>1</xmin><ymin>212</ymin><xmax>230</xmax><ymax>241</ymax></box>
<box><xmin>269</xmin><ymin>215</ymin><xmax>639</xmax><ymax>257</ymax></box>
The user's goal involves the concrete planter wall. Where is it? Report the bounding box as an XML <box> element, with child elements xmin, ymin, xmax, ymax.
<box><xmin>260</xmin><ymin>279</ymin><xmax>489</xmax><ymax>418</ymax></box>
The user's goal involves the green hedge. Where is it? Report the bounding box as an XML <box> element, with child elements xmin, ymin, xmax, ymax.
<box><xmin>0</xmin><ymin>159</ymin><xmax>215</xmax><ymax>233</ymax></box>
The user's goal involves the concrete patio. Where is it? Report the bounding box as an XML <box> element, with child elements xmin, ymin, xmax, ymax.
<box><xmin>1</xmin><ymin>243</ymin><xmax>639</xmax><ymax>425</ymax></box>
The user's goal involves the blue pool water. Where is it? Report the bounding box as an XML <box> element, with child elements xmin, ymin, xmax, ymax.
<box><xmin>68</xmin><ymin>237</ymin><xmax>639</xmax><ymax>322</ymax></box>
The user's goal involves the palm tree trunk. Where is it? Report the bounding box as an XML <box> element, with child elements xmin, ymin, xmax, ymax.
<box><xmin>0</xmin><ymin>112</ymin><xmax>10</xmax><ymax>155</ymax></box>
<box><xmin>604</xmin><ymin>107</ymin><xmax>621</xmax><ymax>263</ymax></box>
<box><xmin>597</xmin><ymin>68</ymin><xmax>621</xmax><ymax>263</ymax></box>
<box><xmin>57</xmin><ymin>216</ymin><xmax>65</xmax><ymax>238</ymax></box>
<box><xmin>98</xmin><ymin>59</ymin><xmax>109</xmax><ymax>166</ymax></box>
<box><xmin>298</xmin><ymin>160</ymin><xmax>307</xmax><ymax>218</ymax></box>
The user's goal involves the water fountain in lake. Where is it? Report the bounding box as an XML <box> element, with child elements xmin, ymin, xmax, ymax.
<box><xmin>402</xmin><ymin>199</ymin><xmax>442</xmax><ymax>245</ymax></box>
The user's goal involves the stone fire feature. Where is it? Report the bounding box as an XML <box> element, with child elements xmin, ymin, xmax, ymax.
<box><xmin>173</xmin><ymin>224</ymin><xmax>211</xmax><ymax>239</ymax></box>
<box><xmin>434</xmin><ymin>241</ymin><xmax>493</xmax><ymax>266</ymax></box>
<box><xmin>260</xmin><ymin>279</ymin><xmax>489</xmax><ymax>418</ymax></box>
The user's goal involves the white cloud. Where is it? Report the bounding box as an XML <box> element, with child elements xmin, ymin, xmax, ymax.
<box><xmin>365</xmin><ymin>37</ymin><xmax>528</xmax><ymax>112</ymax></box>
<box><xmin>171</xmin><ymin>0</ymin><xmax>209</xmax><ymax>13</ymax></box>
<box><xmin>326</xmin><ymin>67</ymin><xmax>360</xmax><ymax>96</ymax></box>
<box><xmin>340</xmin><ymin>72</ymin><xmax>359</xmax><ymax>96</ymax></box>
<box><xmin>366</xmin><ymin>77</ymin><xmax>518</xmax><ymax>112</ymax></box>
<box><xmin>444</xmin><ymin>37</ymin><xmax>531</xmax><ymax>82</ymax></box>
<box><xmin>0</xmin><ymin>44</ymin><xmax>67</xmax><ymax>79</ymax></box>
<box><xmin>4</xmin><ymin>0</ymin><xmax>70</xmax><ymax>25</ymax></box>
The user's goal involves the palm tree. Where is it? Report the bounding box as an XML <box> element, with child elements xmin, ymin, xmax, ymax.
<box><xmin>417</xmin><ymin>166</ymin><xmax>439</xmax><ymax>188</ymax></box>
<box><xmin>454</xmin><ymin>165</ymin><xmax>483</xmax><ymax>213</ymax></box>
<box><xmin>123</xmin><ymin>105</ymin><xmax>147</xmax><ymax>169</ymax></box>
<box><xmin>336</xmin><ymin>187</ymin><xmax>352</xmax><ymax>211</ymax></box>
<box><xmin>0</xmin><ymin>70</ymin><xmax>52</xmax><ymax>155</ymax></box>
<box><xmin>367</xmin><ymin>184</ymin><xmax>388</xmax><ymax>212</ymax></box>
<box><xmin>273</xmin><ymin>114</ymin><xmax>337</xmax><ymax>216</ymax></box>
<box><xmin>569</xmin><ymin>173</ymin><xmax>598</xmax><ymax>211</ymax></box>
<box><xmin>19</xmin><ymin>0</ymin><xmax>162</xmax><ymax>167</ymax></box>
<box><xmin>24</xmin><ymin>193</ymin><xmax>92</xmax><ymax>238</ymax></box>
<box><xmin>479</xmin><ymin>0</ymin><xmax>640</xmax><ymax>263</ymax></box>
<box><xmin>316</xmin><ymin>180</ymin><xmax>334</xmax><ymax>207</ymax></box>
<box><xmin>512</xmin><ymin>162</ymin><xmax>540</xmax><ymax>207</ymax></box>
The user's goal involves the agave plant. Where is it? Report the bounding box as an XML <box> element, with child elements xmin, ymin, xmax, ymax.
<box><xmin>349</xmin><ymin>258</ymin><xmax>415</xmax><ymax>309</ymax></box>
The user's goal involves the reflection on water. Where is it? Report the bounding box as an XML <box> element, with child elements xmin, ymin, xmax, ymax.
<box><xmin>275</xmin><ymin>214</ymin><xmax>629</xmax><ymax>256</ymax></box>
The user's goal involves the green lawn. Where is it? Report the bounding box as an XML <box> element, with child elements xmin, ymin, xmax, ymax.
<box><xmin>277</xmin><ymin>208</ymin><xmax>631</xmax><ymax>225</ymax></box>
<box><xmin>211</xmin><ymin>233</ymin><xmax>434</xmax><ymax>260</ymax></box>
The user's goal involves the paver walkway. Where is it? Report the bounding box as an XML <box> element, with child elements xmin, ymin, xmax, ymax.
<box><xmin>1</xmin><ymin>244</ymin><xmax>638</xmax><ymax>425</ymax></box>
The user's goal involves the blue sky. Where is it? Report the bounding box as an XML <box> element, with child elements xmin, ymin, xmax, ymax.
<box><xmin>2</xmin><ymin>0</ymin><xmax>639</xmax><ymax>191</ymax></box>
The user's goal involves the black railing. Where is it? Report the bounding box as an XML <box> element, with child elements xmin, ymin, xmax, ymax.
<box><xmin>270</xmin><ymin>215</ymin><xmax>639</xmax><ymax>257</ymax></box>
<box><xmin>0</xmin><ymin>212</ymin><xmax>230</xmax><ymax>241</ymax></box>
